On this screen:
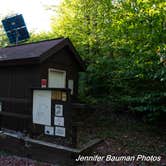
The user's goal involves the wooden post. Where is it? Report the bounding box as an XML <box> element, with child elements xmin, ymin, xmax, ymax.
<box><xmin>71</xmin><ymin>125</ymin><xmax>77</xmax><ymax>148</ymax></box>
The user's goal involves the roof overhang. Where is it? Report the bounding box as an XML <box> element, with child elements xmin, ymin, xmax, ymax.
<box><xmin>0</xmin><ymin>38</ymin><xmax>86</xmax><ymax>71</ymax></box>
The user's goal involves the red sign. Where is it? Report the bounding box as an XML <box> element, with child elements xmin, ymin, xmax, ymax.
<box><xmin>41</xmin><ymin>79</ymin><xmax>47</xmax><ymax>88</ymax></box>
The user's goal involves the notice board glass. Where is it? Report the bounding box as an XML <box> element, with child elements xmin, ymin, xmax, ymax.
<box><xmin>33</xmin><ymin>90</ymin><xmax>51</xmax><ymax>126</ymax></box>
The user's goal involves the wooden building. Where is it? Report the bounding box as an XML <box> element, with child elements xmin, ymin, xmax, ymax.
<box><xmin>0</xmin><ymin>38</ymin><xmax>85</xmax><ymax>132</ymax></box>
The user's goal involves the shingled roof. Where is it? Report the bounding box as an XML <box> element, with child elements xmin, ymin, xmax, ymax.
<box><xmin>0</xmin><ymin>38</ymin><xmax>85</xmax><ymax>70</ymax></box>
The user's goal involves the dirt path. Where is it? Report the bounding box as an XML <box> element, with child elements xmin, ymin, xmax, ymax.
<box><xmin>82</xmin><ymin>138</ymin><xmax>166</xmax><ymax>166</ymax></box>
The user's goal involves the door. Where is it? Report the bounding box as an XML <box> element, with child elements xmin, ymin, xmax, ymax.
<box><xmin>48</xmin><ymin>68</ymin><xmax>66</xmax><ymax>88</ymax></box>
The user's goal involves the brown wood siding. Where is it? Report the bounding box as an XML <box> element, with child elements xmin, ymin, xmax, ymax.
<box><xmin>0</xmin><ymin>65</ymin><xmax>40</xmax><ymax>130</ymax></box>
<box><xmin>0</xmin><ymin>65</ymin><xmax>40</xmax><ymax>98</ymax></box>
<box><xmin>40</xmin><ymin>47</ymin><xmax>79</xmax><ymax>100</ymax></box>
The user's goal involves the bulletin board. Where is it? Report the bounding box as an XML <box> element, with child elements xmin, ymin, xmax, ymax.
<box><xmin>32</xmin><ymin>90</ymin><xmax>51</xmax><ymax>126</ymax></box>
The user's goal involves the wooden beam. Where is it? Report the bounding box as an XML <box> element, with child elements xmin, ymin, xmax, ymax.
<box><xmin>0</xmin><ymin>97</ymin><xmax>31</xmax><ymax>103</ymax></box>
<box><xmin>0</xmin><ymin>112</ymin><xmax>31</xmax><ymax>119</ymax></box>
<box><xmin>0</xmin><ymin>129</ymin><xmax>102</xmax><ymax>153</ymax></box>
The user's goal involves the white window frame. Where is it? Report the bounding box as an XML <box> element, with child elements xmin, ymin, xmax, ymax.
<box><xmin>48</xmin><ymin>68</ymin><xmax>66</xmax><ymax>88</ymax></box>
<box><xmin>68</xmin><ymin>79</ymin><xmax>74</xmax><ymax>95</ymax></box>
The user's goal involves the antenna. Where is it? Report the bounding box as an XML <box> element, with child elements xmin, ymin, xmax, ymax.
<box><xmin>1</xmin><ymin>14</ymin><xmax>30</xmax><ymax>45</ymax></box>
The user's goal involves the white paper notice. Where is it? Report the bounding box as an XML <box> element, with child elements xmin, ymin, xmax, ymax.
<box><xmin>54</xmin><ymin>116</ymin><xmax>64</xmax><ymax>126</ymax></box>
<box><xmin>33</xmin><ymin>90</ymin><xmax>51</xmax><ymax>125</ymax></box>
<box><xmin>55</xmin><ymin>127</ymin><xmax>66</xmax><ymax>137</ymax></box>
<box><xmin>55</xmin><ymin>104</ymin><xmax>63</xmax><ymax>116</ymax></box>
<box><xmin>44</xmin><ymin>126</ymin><xmax>54</xmax><ymax>136</ymax></box>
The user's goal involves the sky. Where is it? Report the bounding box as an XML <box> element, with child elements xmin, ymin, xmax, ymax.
<box><xmin>0</xmin><ymin>0</ymin><xmax>61</xmax><ymax>33</ymax></box>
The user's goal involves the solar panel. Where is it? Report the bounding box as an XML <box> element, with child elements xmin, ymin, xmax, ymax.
<box><xmin>2</xmin><ymin>14</ymin><xmax>30</xmax><ymax>44</ymax></box>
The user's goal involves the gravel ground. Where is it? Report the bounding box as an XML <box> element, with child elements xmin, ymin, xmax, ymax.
<box><xmin>0</xmin><ymin>156</ymin><xmax>58</xmax><ymax>166</ymax></box>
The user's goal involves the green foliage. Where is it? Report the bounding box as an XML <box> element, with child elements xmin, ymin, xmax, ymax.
<box><xmin>50</xmin><ymin>0</ymin><xmax>166</xmax><ymax>121</ymax></box>
<box><xmin>27</xmin><ymin>31</ymin><xmax>55</xmax><ymax>43</ymax></box>
<box><xmin>0</xmin><ymin>24</ymin><xmax>8</xmax><ymax>47</ymax></box>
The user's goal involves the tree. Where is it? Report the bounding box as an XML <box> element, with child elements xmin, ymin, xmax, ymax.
<box><xmin>51</xmin><ymin>0</ymin><xmax>113</xmax><ymax>60</ymax></box>
<box><xmin>0</xmin><ymin>24</ymin><xmax>8</xmax><ymax>47</ymax></box>
<box><xmin>50</xmin><ymin>0</ymin><xmax>166</xmax><ymax>121</ymax></box>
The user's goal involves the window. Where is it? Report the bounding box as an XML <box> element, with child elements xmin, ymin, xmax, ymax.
<box><xmin>48</xmin><ymin>69</ymin><xmax>66</xmax><ymax>88</ymax></box>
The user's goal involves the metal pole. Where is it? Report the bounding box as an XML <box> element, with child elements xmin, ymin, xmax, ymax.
<box><xmin>15</xmin><ymin>29</ymin><xmax>18</xmax><ymax>45</ymax></box>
